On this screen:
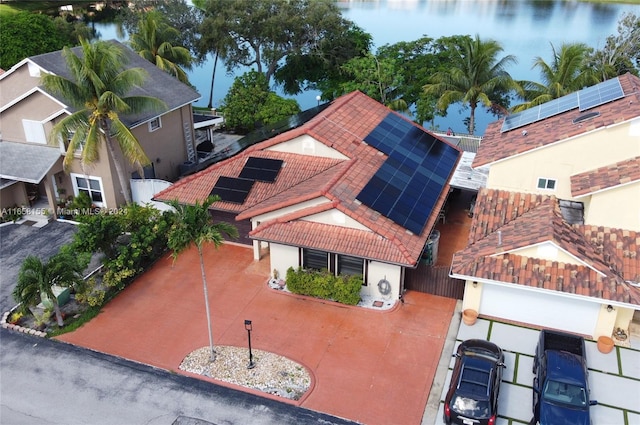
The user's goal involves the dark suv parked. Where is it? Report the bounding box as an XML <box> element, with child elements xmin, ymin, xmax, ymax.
<box><xmin>444</xmin><ymin>339</ymin><xmax>506</xmax><ymax>425</ymax></box>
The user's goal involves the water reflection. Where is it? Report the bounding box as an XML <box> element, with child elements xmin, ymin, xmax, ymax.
<box><xmin>89</xmin><ymin>0</ymin><xmax>634</xmax><ymax>134</ymax></box>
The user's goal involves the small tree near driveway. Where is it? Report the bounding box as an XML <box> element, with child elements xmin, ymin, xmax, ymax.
<box><xmin>13</xmin><ymin>247</ymin><xmax>89</xmax><ymax>327</ymax></box>
<box><xmin>165</xmin><ymin>196</ymin><xmax>238</xmax><ymax>362</ymax></box>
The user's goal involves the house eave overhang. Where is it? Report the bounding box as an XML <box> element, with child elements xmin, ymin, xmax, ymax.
<box><xmin>0</xmin><ymin>141</ymin><xmax>61</xmax><ymax>183</ymax></box>
<box><xmin>449</xmin><ymin>272</ymin><xmax>638</xmax><ymax>309</ymax></box>
<box><xmin>493</xmin><ymin>241</ymin><xmax>606</xmax><ymax>277</ymax></box>
<box><xmin>251</xmin><ymin>235</ymin><xmax>413</xmax><ymax>268</ymax></box>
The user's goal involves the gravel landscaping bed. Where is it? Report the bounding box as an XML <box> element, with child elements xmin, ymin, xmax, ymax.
<box><xmin>179</xmin><ymin>346</ymin><xmax>311</xmax><ymax>400</ymax></box>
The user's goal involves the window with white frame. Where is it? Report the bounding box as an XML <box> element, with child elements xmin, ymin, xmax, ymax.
<box><xmin>22</xmin><ymin>119</ymin><xmax>47</xmax><ymax>144</ymax></box>
<box><xmin>71</xmin><ymin>173</ymin><xmax>105</xmax><ymax>206</ymax></box>
<box><xmin>148</xmin><ymin>117</ymin><xmax>162</xmax><ymax>132</ymax></box>
<box><xmin>537</xmin><ymin>177</ymin><xmax>556</xmax><ymax>190</ymax></box>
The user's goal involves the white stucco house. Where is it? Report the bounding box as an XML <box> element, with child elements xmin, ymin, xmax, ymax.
<box><xmin>155</xmin><ymin>91</ymin><xmax>462</xmax><ymax>302</ymax></box>
<box><xmin>451</xmin><ymin>73</ymin><xmax>640</xmax><ymax>342</ymax></box>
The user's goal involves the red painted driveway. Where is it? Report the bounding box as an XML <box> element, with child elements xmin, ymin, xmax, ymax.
<box><xmin>57</xmin><ymin>243</ymin><xmax>455</xmax><ymax>425</ymax></box>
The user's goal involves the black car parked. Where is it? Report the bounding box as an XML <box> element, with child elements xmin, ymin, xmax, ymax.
<box><xmin>444</xmin><ymin>339</ymin><xmax>506</xmax><ymax>425</ymax></box>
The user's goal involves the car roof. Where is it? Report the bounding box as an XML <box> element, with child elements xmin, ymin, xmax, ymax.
<box><xmin>457</xmin><ymin>356</ymin><xmax>494</xmax><ymax>398</ymax></box>
<box><xmin>546</xmin><ymin>351</ymin><xmax>585</xmax><ymax>385</ymax></box>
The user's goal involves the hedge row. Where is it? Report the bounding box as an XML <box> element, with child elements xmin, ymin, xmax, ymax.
<box><xmin>285</xmin><ymin>267</ymin><xmax>362</xmax><ymax>305</ymax></box>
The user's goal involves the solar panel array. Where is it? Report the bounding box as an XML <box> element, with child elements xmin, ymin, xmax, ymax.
<box><xmin>357</xmin><ymin>113</ymin><xmax>459</xmax><ymax>235</ymax></box>
<box><xmin>239</xmin><ymin>157</ymin><xmax>283</xmax><ymax>182</ymax></box>
<box><xmin>501</xmin><ymin>77</ymin><xmax>624</xmax><ymax>132</ymax></box>
<box><xmin>210</xmin><ymin>176</ymin><xmax>254</xmax><ymax>204</ymax></box>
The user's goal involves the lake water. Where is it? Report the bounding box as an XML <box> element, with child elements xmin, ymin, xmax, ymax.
<box><xmin>94</xmin><ymin>0</ymin><xmax>638</xmax><ymax>135</ymax></box>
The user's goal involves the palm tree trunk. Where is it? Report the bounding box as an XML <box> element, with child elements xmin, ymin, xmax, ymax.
<box><xmin>103</xmin><ymin>126</ymin><xmax>133</xmax><ymax>204</ymax></box>
<box><xmin>469</xmin><ymin>103</ymin><xmax>476</xmax><ymax>136</ymax></box>
<box><xmin>53</xmin><ymin>300</ymin><xmax>64</xmax><ymax>327</ymax></box>
<box><xmin>207</xmin><ymin>51</ymin><xmax>219</xmax><ymax>109</ymax></box>
<box><xmin>198</xmin><ymin>245</ymin><xmax>216</xmax><ymax>362</ymax></box>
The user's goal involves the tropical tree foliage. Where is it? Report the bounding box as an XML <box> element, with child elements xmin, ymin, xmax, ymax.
<box><xmin>0</xmin><ymin>11</ymin><xmax>90</xmax><ymax>69</ymax></box>
<box><xmin>513</xmin><ymin>43</ymin><xmax>597</xmax><ymax>112</ymax></box>
<box><xmin>339</xmin><ymin>54</ymin><xmax>407</xmax><ymax>112</ymax></box>
<box><xmin>42</xmin><ymin>39</ymin><xmax>166</xmax><ymax>204</ymax></box>
<box><xmin>222</xmin><ymin>71</ymin><xmax>301</xmax><ymax>133</ymax></box>
<box><xmin>118</xmin><ymin>0</ymin><xmax>204</xmax><ymax>62</ymax></box>
<box><xmin>129</xmin><ymin>12</ymin><xmax>193</xmax><ymax>83</ymax></box>
<box><xmin>166</xmin><ymin>196</ymin><xmax>239</xmax><ymax>361</ymax></box>
<box><xmin>13</xmin><ymin>247</ymin><xmax>89</xmax><ymax>327</ymax></box>
<box><xmin>423</xmin><ymin>35</ymin><xmax>517</xmax><ymax>135</ymax></box>
<box><xmin>586</xmin><ymin>12</ymin><xmax>640</xmax><ymax>81</ymax></box>
<box><xmin>274</xmin><ymin>23</ymin><xmax>372</xmax><ymax>97</ymax></box>
<box><xmin>196</xmin><ymin>0</ymin><xmax>358</xmax><ymax>84</ymax></box>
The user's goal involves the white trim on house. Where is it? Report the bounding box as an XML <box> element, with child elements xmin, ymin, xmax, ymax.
<box><xmin>148</xmin><ymin>117</ymin><xmax>162</xmax><ymax>132</ymax></box>
<box><xmin>573</xmin><ymin>179</ymin><xmax>640</xmax><ymax>199</ymax></box>
<box><xmin>70</xmin><ymin>173</ymin><xmax>106</xmax><ymax>207</ymax></box>
<box><xmin>536</xmin><ymin>177</ymin><xmax>557</xmax><ymax>190</ymax></box>
<box><xmin>450</xmin><ymin>271</ymin><xmax>636</xmax><ymax>310</ymax></box>
<box><xmin>491</xmin><ymin>241</ymin><xmax>606</xmax><ymax>276</ymax></box>
<box><xmin>0</xmin><ymin>86</ymin><xmax>68</xmax><ymax>114</ymax></box>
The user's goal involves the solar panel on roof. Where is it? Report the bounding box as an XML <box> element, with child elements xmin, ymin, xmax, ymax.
<box><xmin>239</xmin><ymin>156</ymin><xmax>283</xmax><ymax>182</ymax></box>
<box><xmin>357</xmin><ymin>113</ymin><xmax>459</xmax><ymax>235</ymax></box>
<box><xmin>501</xmin><ymin>77</ymin><xmax>623</xmax><ymax>132</ymax></box>
<box><xmin>578</xmin><ymin>77</ymin><xmax>624</xmax><ymax>111</ymax></box>
<box><xmin>210</xmin><ymin>176</ymin><xmax>254</xmax><ymax>204</ymax></box>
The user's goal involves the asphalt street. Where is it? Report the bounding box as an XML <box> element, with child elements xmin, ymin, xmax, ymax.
<box><xmin>0</xmin><ymin>222</ymin><xmax>357</xmax><ymax>425</ymax></box>
<box><xmin>0</xmin><ymin>329</ymin><xmax>357</xmax><ymax>425</ymax></box>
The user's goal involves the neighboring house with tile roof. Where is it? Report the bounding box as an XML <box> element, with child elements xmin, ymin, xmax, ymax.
<box><xmin>0</xmin><ymin>40</ymin><xmax>200</xmax><ymax>216</ymax></box>
<box><xmin>155</xmin><ymin>91</ymin><xmax>462</xmax><ymax>301</ymax></box>
<box><xmin>452</xmin><ymin>74</ymin><xmax>640</xmax><ymax>341</ymax></box>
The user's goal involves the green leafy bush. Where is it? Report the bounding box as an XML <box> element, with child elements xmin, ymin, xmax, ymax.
<box><xmin>285</xmin><ymin>267</ymin><xmax>361</xmax><ymax>305</ymax></box>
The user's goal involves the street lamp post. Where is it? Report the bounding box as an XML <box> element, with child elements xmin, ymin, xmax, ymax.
<box><xmin>244</xmin><ymin>320</ymin><xmax>255</xmax><ymax>369</ymax></box>
<box><xmin>316</xmin><ymin>95</ymin><xmax>321</xmax><ymax>106</ymax></box>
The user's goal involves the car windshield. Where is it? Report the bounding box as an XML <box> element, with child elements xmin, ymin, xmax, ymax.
<box><xmin>452</xmin><ymin>395</ymin><xmax>490</xmax><ymax>417</ymax></box>
<box><xmin>543</xmin><ymin>380</ymin><xmax>587</xmax><ymax>407</ymax></box>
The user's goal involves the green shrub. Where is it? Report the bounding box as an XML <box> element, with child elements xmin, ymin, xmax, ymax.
<box><xmin>334</xmin><ymin>274</ymin><xmax>363</xmax><ymax>305</ymax></box>
<box><xmin>285</xmin><ymin>267</ymin><xmax>361</xmax><ymax>306</ymax></box>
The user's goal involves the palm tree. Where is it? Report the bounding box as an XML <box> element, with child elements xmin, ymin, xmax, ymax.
<box><xmin>166</xmin><ymin>196</ymin><xmax>239</xmax><ymax>361</ymax></box>
<box><xmin>129</xmin><ymin>12</ymin><xmax>193</xmax><ymax>84</ymax></box>
<box><xmin>423</xmin><ymin>35</ymin><xmax>517</xmax><ymax>135</ymax></box>
<box><xmin>13</xmin><ymin>249</ymin><xmax>87</xmax><ymax>327</ymax></box>
<box><xmin>513</xmin><ymin>43</ymin><xmax>597</xmax><ymax>112</ymax></box>
<box><xmin>42</xmin><ymin>39</ymin><xmax>166</xmax><ymax>204</ymax></box>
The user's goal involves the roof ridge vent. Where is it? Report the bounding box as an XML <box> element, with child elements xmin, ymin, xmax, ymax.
<box><xmin>573</xmin><ymin>111</ymin><xmax>600</xmax><ymax>124</ymax></box>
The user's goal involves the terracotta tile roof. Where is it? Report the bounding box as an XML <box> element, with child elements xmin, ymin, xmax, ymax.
<box><xmin>250</xmin><ymin>220</ymin><xmax>412</xmax><ymax>265</ymax></box>
<box><xmin>156</xmin><ymin>91</ymin><xmax>460</xmax><ymax>266</ymax></box>
<box><xmin>474</xmin><ymin>73</ymin><xmax>640</xmax><ymax>168</ymax></box>
<box><xmin>571</xmin><ymin>156</ymin><xmax>640</xmax><ymax>197</ymax></box>
<box><xmin>453</xmin><ymin>188</ymin><xmax>640</xmax><ymax>305</ymax></box>
<box><xmin>155</xmin><ymin>150</ymin><xmax>344</xmax><ymax>212</ymax></box>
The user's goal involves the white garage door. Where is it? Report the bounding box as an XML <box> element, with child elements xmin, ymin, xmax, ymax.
<box><xmin>479</xmin><ymin>284</ymin><xmax>600</xmax><ymax>336</ymax></box>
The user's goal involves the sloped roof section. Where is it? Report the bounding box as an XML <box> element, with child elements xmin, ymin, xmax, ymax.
<box><xmin>475</xmin><ymin>73</ymin><xmax>640</xmax><ymax>168</ymax></box>
<box><xmin>452</xmin><ymin>188</ymin><xmax>640</xmax><ymax>305</ymax></box>
<box><xmin>0</xmin><ymin>141</ymin><xmax>61</xmax><ymax>183</ymax></box>
<box><xmin>29</xmin><ymin>40</ymin><xmax>200</xmax><ymax>128</ymax></box>
<box><xmin>156</xmin><ymin>91</ymin><xmax>461</xmax><ymax>266</ymax></box>
<box><xmin>571</xmin><ymin>156</ymin><xmax>640</xmax><ymax>197</ymax></box>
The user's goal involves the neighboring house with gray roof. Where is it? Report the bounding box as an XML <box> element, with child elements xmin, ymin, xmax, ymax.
<box><xmin>0</xmin><ymin>40</ymin><xmax>200</xmax><ymax>215</ymax></box>
<box><xmin>452</xmin><ymin>73</ymin><xmax>640</xmax><ymax>343</ymax></box>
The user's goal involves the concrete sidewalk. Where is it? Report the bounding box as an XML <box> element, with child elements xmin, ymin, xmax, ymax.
<box><xmin>57</xmin><ymin>243</ymin><xmax>456</xmax><ymax>425</ymax></box>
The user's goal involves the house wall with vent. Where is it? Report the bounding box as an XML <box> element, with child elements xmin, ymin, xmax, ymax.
<box><xmin>485</xmin><ymin>121</ymin><xmax>638</xmax><ymax>199</ymax></box>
